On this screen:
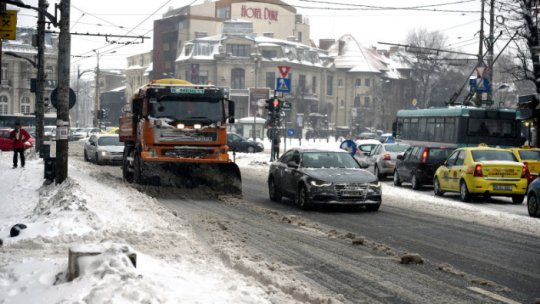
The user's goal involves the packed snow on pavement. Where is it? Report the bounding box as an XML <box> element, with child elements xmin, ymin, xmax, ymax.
<box><xmin>1</xmin><ymin>136</ymin><xmax>539</xmax><ymax>303</ymax></box>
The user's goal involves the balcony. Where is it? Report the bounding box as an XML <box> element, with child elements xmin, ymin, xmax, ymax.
<box><xmin>0</xmin><ymin>79</ymin><xmax>11</xmax><ymax>87</ymax></box>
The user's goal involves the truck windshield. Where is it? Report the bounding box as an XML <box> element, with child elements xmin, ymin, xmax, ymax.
<box><xmin>150</xmin><ymin>98</ymin><xmax>224</xmax><ymax>123</ymax></box>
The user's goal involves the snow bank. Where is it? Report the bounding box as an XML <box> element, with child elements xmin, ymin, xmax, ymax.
<box><xmin>0</xmin><ymin>152</ymin><xmax>276</xmax><ymax>303</ymax></box>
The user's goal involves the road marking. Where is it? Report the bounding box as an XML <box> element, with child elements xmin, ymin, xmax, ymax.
<box><xmin>467</xmin><ymin>287</ymin><xmax>520</xmax><ymax>304</ymax></box>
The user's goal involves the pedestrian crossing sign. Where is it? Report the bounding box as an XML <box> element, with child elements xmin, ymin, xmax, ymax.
<box><xmin>275</xmin><ymin>78</ymin><xmax>291</xmax><ymax>93</ymax></box>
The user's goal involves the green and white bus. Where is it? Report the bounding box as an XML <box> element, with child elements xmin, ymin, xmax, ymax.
<box><xmin>394</xmin><ymin>107</ymin><xmax>522</xmax><ymax>148</ymax></box>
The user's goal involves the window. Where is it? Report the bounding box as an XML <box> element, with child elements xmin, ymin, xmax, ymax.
<box><xmin>364</xmin><ymin>96</ymin><xmax>371</xmax><ymax>107</ymax></box>
<box><xmin>217</xmin><ymin>6</ymin><xmax>230</xmax><ymax>18</ymax></box>
<box><xmin>365</xmin><ymin>78</ymin><xmax>371</xmax><ymax>87</ymax></box>
<box><xmin>193</xmin><ymin>42</ymin><xmax>213</xmax><ymax>56</ymax></box>
<box><xmin>455</xmin><ymin>151</ymin><xmax>466</xmax><ymax>166</ymax></box>
<box><xmin>355</xmin><ymin>79</ymin><xmax>361</xmax><ymax>87</ymax></box>
<box><xmin>446</xmin><ymin>151</ymin><xmax>459</xmax><ymax>166</ymax></box>
<box><xmin>338</xmin><ymin>79</ymin><xmax>343</xmax><ymax>88</ymax></box>
<box><xmin>226</xmin><ymin>44</ymin><xmax>250</xmax><ymax>57</ymax></box>
<box><xmin>195</xmin><ymin>32</ymin><xmax>207</xmax><ymax>38</ymax></box>
<box><xmin>299</xmin><ymin>75</ymin><xmax>306</xmax><ymax>93</ymax></box>
<box><xmin>262</xmin><ymin>50</ymin><xmax>277</xmax><ymax>59</ymax></box>
<box><xmin>297</xmin><ymin>32</ymin><xmax>302</xmax><ymax>42</ymax></box>
<box><xmin>231</xmin><ymin>68</ymin><xmax>245</xmax><ymax>89</ymax></box>
<box><xmin>410</xmin><ymin>146</ymin><xmax>420</xmax><ymax>160</ymax></box>
<box><xmin>312</xmin><ymin>76</ymin><xmax>317</xmax><ymax>93</ymax></box>
<box><xmin>326</xmin><ymin>75</ymin><xmax>333</xmax><ymax>96</ymax></box>
<box><xmin>266</xmin><ymin>72</ymin><xmax>275</xmax><ymax>89</ymax></box>
<box><xmin>1</xmin><ymin>63</ymin><xmax>7</xmax><ymax>81</ymax></box>
<box><xmin>0</xmin><ymin>95</ymin><xmax>8</xmax><ymax>114</ymax></box>
<box><xmin>354</xmin><ymin>96</ymin><xmax>360</xmax><ymax>107</ymax></box>
<box><xmin>198</xmin><ymin>71</ymin><xmax>208</xmax><ymax>85</ymax></box>
<box><xmin>20</xmin><ymin>96</ymin><xmax>31</xmax><ymax>114</ymax></box>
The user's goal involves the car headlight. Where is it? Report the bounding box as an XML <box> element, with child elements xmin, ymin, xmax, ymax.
<box><xmin>310</xmin><ymin>180</ymin><xmax>333</xmax><ymax>187</ymax></box>
<box><xmin>100</xmin><ymin>151</ymin><xmax>108</xmax><ymax>156</ymax></box>
<box><xmin>369</xmin><ymin>180</ymin><xmax>381</xmax><ymax>188</ymax></box>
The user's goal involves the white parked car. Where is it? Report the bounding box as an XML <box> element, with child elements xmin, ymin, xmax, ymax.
<box><xmin>83</xmin><ymin>134</ymin><xmax>124</xmax><ymax>165</ymax></box>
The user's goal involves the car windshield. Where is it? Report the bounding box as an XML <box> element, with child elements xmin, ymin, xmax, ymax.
<box><xmin>518</xmin><ymin>150</ymin><xmax>540</xmax><ymax>160</ymax></box>
<box><xmin>384</xmin><ymin>144</ymin><xmax>410</xmax><ymax>152</ymax></box>
<box><xmin>302</xmin><ymin>152</ymin><xmax>360</xmax><ymax>169</ymax></box>
<box><xmin>472</xmin><ymin>150</ymin><xmax>517</xmax><ymax>162</ymax></box>
<box><xmin>428</xmin><ymin>148</ymin><xmax>454</xmax><ymax>161</ymax></box>
<box><xmin>98</xmin><ymin>136</ymin><xmax>122</xmax><ymax>146</ymax></box>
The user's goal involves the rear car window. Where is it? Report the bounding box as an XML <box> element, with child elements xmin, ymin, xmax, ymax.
<box><xmin>428</xmin><ymin>148</ymin><xmax>454</xmax><ymax>161</ymax></box>
<box><xmin>518</xmin><ymin>150</ymin><xmax>540</xmax><ymax>160</ymax></box>
<box><xmin>472</xmin><ymin>150</ymin><xmax>517</xmax><ymax>162</ymax></box>
<box><xmin>98</xmin><ymin>136</ymin><xmax>122</xmax><ymax>146</ymax></box>
<box><xmin>384</xmin><ymin>144</ymin><xmax>410</xmax><ymax>152</ymax></box>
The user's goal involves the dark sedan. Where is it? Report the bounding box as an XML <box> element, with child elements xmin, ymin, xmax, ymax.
<box><xmin>526</xmin><ymin>177</ymin><xmax>540</xmax><ymax>218</ymax></box>
<box><xmin>267</xmin><ymin>148</ymin><xmax>382</xmax><ymax>210</ymax></box>
<box><xmin>227</xmin><ymin>132</ymin><xmax>264</xmax><ymax>153</ymax></box>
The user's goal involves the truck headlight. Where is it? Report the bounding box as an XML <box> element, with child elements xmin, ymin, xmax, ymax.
<box><xmin>177</xmin><ymin>123</ymin><xmax>185</xmax><ymax>129</ymax></box>
<box><xmin>310</xmin><ymin>180</ymin><xmax>332</xmax><ymax>187</ymax></box>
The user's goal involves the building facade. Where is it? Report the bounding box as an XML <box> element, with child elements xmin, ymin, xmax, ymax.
<box><xmin>0</xmin><ymin>28</ymin><xmax>58</xmax><ymax>117</ymax></box>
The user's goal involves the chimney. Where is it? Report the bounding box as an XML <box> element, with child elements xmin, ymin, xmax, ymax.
<box><xmin>338</xmin><ymin>40</ymin><xmax>345</xmax><ymax>56</ymax></box>
<box><xmin>319</xmin><ymin>39</ymin><xmax>335</xmax><ymax>51</ymax></box>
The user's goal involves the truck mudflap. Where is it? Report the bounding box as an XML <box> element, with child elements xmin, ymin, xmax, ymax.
<box><xmin>135</xmin><ymin>160</ymin><xmax>242</xmax><ymax>195</ymax></box>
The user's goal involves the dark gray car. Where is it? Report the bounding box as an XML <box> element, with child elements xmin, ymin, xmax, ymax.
<box><xmin>267</xmin><ymin>148</ymin><xmax>382</xmax><ymax>210</ymax></box>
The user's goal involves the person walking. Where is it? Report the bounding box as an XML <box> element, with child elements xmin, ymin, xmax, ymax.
<box><xmin>9</xmin><ymin>122</ymin><xmax>30</xmax><ymax>168</ymax></box>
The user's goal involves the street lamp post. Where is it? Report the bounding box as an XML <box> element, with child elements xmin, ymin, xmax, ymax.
<box><xmin>92</xmin><ymin>50</ymin><xmax>116</xmax><ymax>128</ymax></box>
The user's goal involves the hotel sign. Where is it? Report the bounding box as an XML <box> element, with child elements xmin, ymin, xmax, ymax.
<box><xmin>240</xmin><ymin>5</ymin><xmax>278</xmax><ymax>22</ymax></box>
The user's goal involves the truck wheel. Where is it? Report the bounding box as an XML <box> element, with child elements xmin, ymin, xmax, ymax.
<box><xmin>122</xmin><ymin>153</ymin><xmax>134</xmax><ymax>183</ymax></box>
<box><xmin>133</xmin><ymin>153</ymin><xmax>145</xmax><ymax>185</ymax></box>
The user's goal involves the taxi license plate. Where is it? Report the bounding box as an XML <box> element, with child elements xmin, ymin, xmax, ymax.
<box><xmin>493</xmin><ymin>185</ymin><xmax>512</xmax><ymax>191</ymax></box>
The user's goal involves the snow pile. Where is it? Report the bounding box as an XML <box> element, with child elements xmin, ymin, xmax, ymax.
<box><xmin>0</xmin><ymin>152</ymin><xmax>278</xmax><ymax>303</ymax></box>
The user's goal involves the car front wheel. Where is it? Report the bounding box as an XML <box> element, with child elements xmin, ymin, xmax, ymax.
<box><xmin>296</xmin><ymin>185</ymin><xmax>311</xmax><ymax>210</ymax></box>
<box><xmin>393</xmin><ymin>170</ymin><xmax>401</xmax><ymax>186</ymax></box>
<box><xmin>434</xmin><ymin>178</ymin><xmax>444</xmax><ymax>196</ymax></box>
<box><xmin>268</xmin><ymin>177</ymin><xmax>282</xmax><ymax>202</ymax></box>
<box><xmin>528</xmin><ymin>193</ymin><xmax>540</xmax><ymax>217</ymax></box>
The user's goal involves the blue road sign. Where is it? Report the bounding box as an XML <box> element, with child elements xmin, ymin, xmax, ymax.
<box><xmin>287</xmin><ymin>128</ymin><xmax>295</xmax><ymax>137</ymax></box>
<box><xmin>339</xmin><ymin>140</ymin><xmax>357</xmax><ymax>157</ymax></box>
<box><xmin>275</xmin><ymin>78</ymin><xmax>291</xmax><ymax>93</ymax></box>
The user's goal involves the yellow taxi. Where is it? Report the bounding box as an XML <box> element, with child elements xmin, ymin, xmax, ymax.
<box><xmin>509</xmin><ymin>146</ymin><xmax>540</xmax><ymax>183</ymax></box>
<box><xmin>433</xmin><ymin>146</ymin><xmax>528</xmax><ymax>204</ymax></box>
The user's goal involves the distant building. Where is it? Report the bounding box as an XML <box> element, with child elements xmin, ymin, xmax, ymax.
<box><xmin>0</xmin><ymin>27</ymin><xmax>58</xmax><ymax>117</ymax></box>
<box><xmin>152</xmin><ymin>0</ymin><xmax>309</xmax><ymax>80</ymax></box>
<box><xmin>126</xmin><ymin>51</ymin><xmax>152</xmax><ymax>100</ymax></box>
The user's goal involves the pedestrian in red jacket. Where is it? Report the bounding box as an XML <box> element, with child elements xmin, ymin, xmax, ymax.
<box><xmin>9</xmin><ymin>122</ymin><xmax>30</xmax><ymax>168</ymax></box>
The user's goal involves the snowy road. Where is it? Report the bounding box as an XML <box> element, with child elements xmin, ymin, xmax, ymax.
<box><xmin>68</xmin><ymin>141</ymin><xmax>540</xmax><ymax>303</ymax></box>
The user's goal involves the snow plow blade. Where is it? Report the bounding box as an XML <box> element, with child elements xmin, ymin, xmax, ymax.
<box><xmin>153</xmin><ymin>162</ymin><xmax>242</xmax><ymax>195</ymax></box>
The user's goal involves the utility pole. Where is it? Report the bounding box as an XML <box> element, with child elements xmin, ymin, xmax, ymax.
<box><xmin>93</xmin><ymin>51</ymin><xmax>100</xmax><ymax>127</ymax></box>
<box><xmin>55</xmin><ymin>0</ymin><xmax>70</xmax><ymax>184</ymax></box>
<box><xmin>475</xmin><ymin>0</ymin><xmax>486</xmax><ymax>107</ymax></box>
<box><xmin>34</xmin><ymin>0</ymin><xmax>47</xmax><ymax>152</ymax></box>
<box><xmin>486</xmin><ymin>0</ymin><xmax>495</xmax><ymax>103</ymax></box>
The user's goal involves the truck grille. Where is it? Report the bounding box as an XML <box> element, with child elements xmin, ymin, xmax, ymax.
<box><xmin>156</xmin><ymin>129</ymin><xmax>217</xmax><ymax>142</ymax></box>
<box><xmin>163</xmin><ymin>147</ymin><xmax>214</xmax><ymax>158</ymax></box>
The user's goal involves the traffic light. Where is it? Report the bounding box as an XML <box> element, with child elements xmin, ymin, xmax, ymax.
<box><xmin>272</xmin><ymin>98</ymin><xmax>281</xmax><ymax>112</ymax></box>
<box><xmin>265</xmin><ymin>98</ymin><xmax>275</xmax><ymax>114</ymax></box>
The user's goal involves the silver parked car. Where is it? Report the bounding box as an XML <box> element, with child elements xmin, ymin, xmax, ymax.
<box><xmin>365</xmin><ymin>143</ymin><xmax>410</xmax><ymax>179</ymax></box>
<box><xmin>83</xmin><ymin>134</ymin><xmax>124</xmax><ymax>165</ymax></box>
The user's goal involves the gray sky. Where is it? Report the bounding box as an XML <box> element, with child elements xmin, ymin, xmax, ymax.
<box><xmin>10</xmin><ymin>0</ymin><xmax>483</xmax><ymax>73</ymax></box>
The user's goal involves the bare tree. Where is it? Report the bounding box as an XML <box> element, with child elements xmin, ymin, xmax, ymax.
<box><xmin>405</xmin><ymin>28</ymin><xmax>451</xmax><ymax>108</ymax></box>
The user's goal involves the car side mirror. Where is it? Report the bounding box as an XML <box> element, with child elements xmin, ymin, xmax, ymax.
<box><xmin>397</xmin><ymin>154</ymin><xmax>404</xmax><ymax>160</ymax></box>
<box><xmin>287</xmin><ymin>161</ymin><xmax>298</xmax><ymax>169</ymax></box>
<box><xmin>359</xmin><ymin>162</ymin><xmax>369</xmax><ymax>169</ymax></box>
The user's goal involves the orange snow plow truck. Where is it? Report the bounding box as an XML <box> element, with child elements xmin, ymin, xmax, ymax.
<box><xmin>119</xmin><ymin>79</ymin><xmax>241</xmax><ymax>194</ymax></box>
